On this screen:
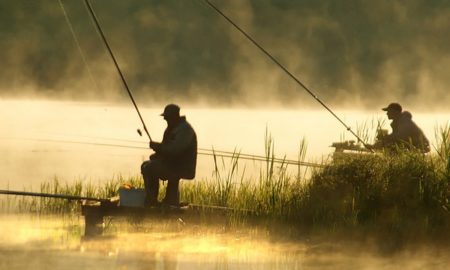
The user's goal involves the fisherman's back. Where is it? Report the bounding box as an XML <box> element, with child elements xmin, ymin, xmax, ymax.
<box><xmin>159</xmin><ymin>116</ymin><xmax>197</xmax><ymax>179</ymax></box>
<box><xmin>389</xmin><ymin>112</ymin><xmax>430</xmax><ymax>152</ymax></box>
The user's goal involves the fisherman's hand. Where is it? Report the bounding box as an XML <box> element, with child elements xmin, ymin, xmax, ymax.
<box><xmin>150</xmin><ymin>141</ymin><xmax>161</xmax><ymax>152</ymax></box>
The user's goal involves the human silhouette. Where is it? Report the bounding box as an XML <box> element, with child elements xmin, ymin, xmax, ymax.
<box><xmin>141</xmin><ymin>104</ymin><xmax>197</xmax><ymax>206</ymax></box>
<box><xmin>373</xmin><ymin>103</ymin><xmax>429</xmax><ymax>153</ymax></box>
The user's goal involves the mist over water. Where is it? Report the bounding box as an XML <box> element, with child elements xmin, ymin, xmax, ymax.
<box><xmin>2</xmin><ymin>99</ymin><xmax>448</xmax><ymax>269</ymax></box>
<box><xmin>2</xmin><ymin>1</ymin><xmax>450</xmax><ymax>269</ymax></box>
<box><xmin>0</xmin><ymin>99</ymin><xmax>448</xmax><ymax>190</ymax></box>
<box><xmin>1</xmin><ymin>1</ymin><xmax>449</xmax><ymax>190</ymax></box>
<box><xmin>1</xmin><ymin>214</ymin><xmax>450</xmax><ymax>270</ymax></box>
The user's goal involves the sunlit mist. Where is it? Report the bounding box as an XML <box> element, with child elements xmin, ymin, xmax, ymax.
<box><xmin>1</xmin><ymin>99</ymin><xmax>448</xmax><ymax>189</ymax></box>
<box><xmin>1</xmin><ymin>214</ymin><xmax>450</xmax><ymax>270</ymax></box>
<box><xmin>2</xmin><ymin>1</ymin><xmax>450</xmax><ymax>269</ymax></box>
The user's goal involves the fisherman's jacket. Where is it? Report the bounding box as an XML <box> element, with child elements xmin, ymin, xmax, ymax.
<box><xmin>157</xmin><ymin>116</ymin><xmax>197</xmax><ymax>179</ymax></box>
<box><xmin>385</xmin><ymin>113</ymin><xmax>430</xmax><ymax>153</ymax></box>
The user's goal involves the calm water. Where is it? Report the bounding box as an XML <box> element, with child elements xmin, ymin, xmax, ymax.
<box><xmin>1</xmin><ymin>214</ymin><xmax>449</xmax><ymax>270</ymax></box>
<box><xmin>0</xmin><ymin>99</ymin><xmax>448</xmax><ymax>189</ymax></box>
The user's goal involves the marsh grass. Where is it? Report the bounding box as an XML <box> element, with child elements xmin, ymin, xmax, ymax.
<box><xmin>1</xmin><ymin>175</ymin><xmax>144</xmax><ymax>214</ymax></box>
<box><xmin>300</xmin><ymin>125</ymin><xmax>450</xmax><ymax>245</ymax></box>
<box><xmin>1</xmin><ymin>127</ymin><xmax>450</xmax><ymax>242</ymax></box>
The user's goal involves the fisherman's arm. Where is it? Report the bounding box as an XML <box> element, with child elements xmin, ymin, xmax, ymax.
<box><xmin>159</xmin><ymin>126</ymin><xmax>194</xmax><ymax>157</ymax></box>
<box><xmin>381</xmin><ymin>133</ymin><xmax>396</xmax><ymax>146</ymax></box>
<box><xmin>149</xmin><ymin>142</ymin><xmax>162</xmax><ymax>160</ymax></box>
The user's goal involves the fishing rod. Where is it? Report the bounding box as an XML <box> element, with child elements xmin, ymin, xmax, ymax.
<box><xmin>0</xmin><ymin>190</ymin><xmax>254</xmax><ymax>214</ymax></box>
<box><xmin>83</xmin><ymin>0</ymin><xmax>152</xmax><ymax>142</ymax></box>
<box><xmin>44</xmin><ymin>133</ymin><xmax>315</xmax><ymax>166</ymax></box>
<box><xmin>206</xmin><ymin>151</ymin><xmax>324</xmax><ymax>168</ymax></box>
<box><xmin>0</xmin><ymin>189</ymin><xmax>109</xmax><ymax>203</ymax></box>
<box><xmin>203</xmin><ymin>0</ymin><xmax>374</xmax><ymax>153</ymax></box>
<box><xmin>8</xmin><ymin>137</ymin><xmax>324</xmax><ymax>168</ymax></box>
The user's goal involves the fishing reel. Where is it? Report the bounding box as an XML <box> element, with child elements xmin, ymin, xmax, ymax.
<box><xmin>331</xmin><ymin>140</ymin><xmax>367</xmax><ymax>153</ymax></box>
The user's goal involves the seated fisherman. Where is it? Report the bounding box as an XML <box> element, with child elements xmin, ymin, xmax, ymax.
<box><xmin>372</xmin><ymin>103</ymin><xmax>430</xmax><ymax>153</ymax></box>
<box><xmin>141</xmin><ymin>104</ymin><xmax>197</xmax><ymax>207</ymax></box>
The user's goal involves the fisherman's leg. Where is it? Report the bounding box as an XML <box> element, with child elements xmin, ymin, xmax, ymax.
<box><xmin>163</xmin><ymin>178</ymin><xmax>180</xmax><ymax>206</ymax></box>
<box><xmin>141</xmin><ymin>160</ymin><xmax>161</xmax><ymax>205</ymax></box>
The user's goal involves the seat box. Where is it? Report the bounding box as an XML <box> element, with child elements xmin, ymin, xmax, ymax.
<box><xmin>119</xmin><ymin>188</ymin><xmax>146</xmax><ymax>207</ymax></box>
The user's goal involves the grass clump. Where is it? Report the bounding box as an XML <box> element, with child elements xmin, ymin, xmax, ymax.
<box><xmin>297</xmin><ymin>125</ymin><xmax>450</xmax><ymax>246</ymax></box>
<box><xmin>2</xmin><ymin>175</ymin><xmax>143</xmax><ymax>214</ymax></box>
<box><xmin>305</xmin><ymin>152</ymin><xmax>449</xmax><ymax>228</ymax></box>
<box><xmin>181</xmin><ymin>128</ymin><xmax>450</xmax><ymax>244</ymax></box>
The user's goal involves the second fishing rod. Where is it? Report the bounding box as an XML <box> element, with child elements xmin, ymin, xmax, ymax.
<box><xmin>203</xmin><ymin>0</ymin><xmax>374</xmax><ymax>153</ymax></box>
<box><xmin>84</xmin><ymin>0</ymin><xmax>152</xmax><ymax>142</ymax></box>
<box><xmin>85</xmin><ymin>0</ymin><xmax>371</xmax><ymax>154</ymax></box>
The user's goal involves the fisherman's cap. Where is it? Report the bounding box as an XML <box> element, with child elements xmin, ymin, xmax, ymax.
<box><xmin>160</xmin><ymin>104</ymin><xmax>180</xmax><ymax>117</ymax></box>
<box><xmin>382</xmin><ymin>102</ymin><xmax>402</xmax><ymax>112</ymax></box>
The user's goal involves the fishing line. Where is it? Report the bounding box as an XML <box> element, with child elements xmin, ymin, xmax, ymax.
<box><xmin>7</xmin><ymin>137</ymin><xmax>323</xmax><ymax>168</ymax></box>
<box><xmin>38</xmin><ymin>132</ymin><xmax>312</xmax><ymax>165</ymax></box>
<box><xmin>203</xmin><ymin>0</ymin><xmax>373</xmax><ymax>152</ymax></box>
<box><xmin>83</xmin><ymin>0</ymin><xmax>152</xmax><ymax>142</ymax></box>
<box><xmin>57</xmin><ymin>0</ymin><xmax>101</xmax><ymax>93</ymax></box>
<box><xmin>40</xmin><ymin>133</ymin><xmax>323</xmax><ymax>167</ymax></box>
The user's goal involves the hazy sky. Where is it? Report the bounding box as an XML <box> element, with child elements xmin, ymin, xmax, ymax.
<box><xmin>1</xmin><ymin>0</ymin><xmax>449</xmax><ymax>110</ymax></box>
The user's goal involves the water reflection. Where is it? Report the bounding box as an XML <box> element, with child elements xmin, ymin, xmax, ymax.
<box><xmin>1</xmin><ymin>213</ymin><xmax>450</xmax><ymax>269</ymax></box>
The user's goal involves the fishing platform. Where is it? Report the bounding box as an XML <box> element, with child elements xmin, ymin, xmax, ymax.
<box><xmin>0</xmin><ymin>188</ymin><xmax>253</xmax><ymax>237</ymax></box>
<box><xmin>81</xmin><ymin>198</ymin><xmax>189</xmax><ymax>236</ymax></box>
<box><xmin>82</xmin><ymin>189</ymin><xmax>252</xmax><ymax>236</ymax></box>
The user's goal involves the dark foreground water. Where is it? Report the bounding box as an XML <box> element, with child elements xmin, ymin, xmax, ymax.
<box><xmin>1</xmin><ymin>214</ymin><xmax>449</xmax><ymax>270</ymax></box>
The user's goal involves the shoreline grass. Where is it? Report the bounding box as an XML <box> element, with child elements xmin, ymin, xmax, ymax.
<box><xmin>1</xmin><ymin>126</ymin><xmax>449</xmax><ymax>246</ymax></box>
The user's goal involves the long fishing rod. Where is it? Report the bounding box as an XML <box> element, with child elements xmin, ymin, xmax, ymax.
<box><xmin>42</xmin><ymin>133</ymin><xmax>315</xmax><ymax>166</ymax></box>
<box><xmin>203</xmin><ymin>0</ymin><xmax>374</xmax><ymax>152</ymax></box>
<box><xmin>0</xmin><ymin>189</ymin><xmax>254</xmax><ymax>213</ymax></box>
<box><xmin>84</xmin><ymin>0</ymin><xmax>152</xmax><ymax>142</ymax></box>
<box><xmin>9</xmin><ymin>137</ymin><xmax>323</xmax><ymax>168</ymax></box>
<box><xmin>0</xmin><ymin>189</ymin><xmax>109</xmax><ymax>203</ymax></box>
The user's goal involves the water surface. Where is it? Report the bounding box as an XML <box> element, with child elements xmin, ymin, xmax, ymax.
<box><xmin>1</xmin><ymin>214</ymin><xmax>449</xmax><ymax>269</ymax></box>
<box><xmin>1</xmin><ymin>99</ymin><xmax>448</xmax><ymax>189</ymax></box>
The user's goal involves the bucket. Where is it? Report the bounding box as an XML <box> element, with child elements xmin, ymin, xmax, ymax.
<box><xmin>118</xmin><ymin>188</ymin><xmax>146</xmax><ymax>207</ymax></box>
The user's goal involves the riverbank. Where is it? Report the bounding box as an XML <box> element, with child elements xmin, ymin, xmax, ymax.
<box><xmin>2</xmin><ymin>130</ymin><xmax>449</xmax><ymax>251</ymax></box>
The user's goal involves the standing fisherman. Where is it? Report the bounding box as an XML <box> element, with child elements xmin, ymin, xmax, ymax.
<box><xmin>141</xmin><ymin>104</ymin><xmax>197</xmax><ymax>207</ymax></box>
